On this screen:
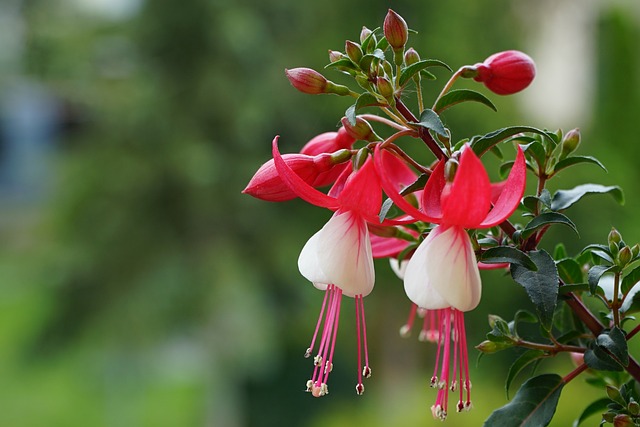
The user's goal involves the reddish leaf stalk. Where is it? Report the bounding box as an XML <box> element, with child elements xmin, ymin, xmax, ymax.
<box><xmin>394</xmin><ymin>98</ymin><xmax>447</xmax><ymax>160</ymax></box>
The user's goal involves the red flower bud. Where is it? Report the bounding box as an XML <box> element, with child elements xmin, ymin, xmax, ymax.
<box><xmin>285</xmin><ymin>68</ymin><xmax>352</xmax><ymax>96</ymax></box>
<box><xmin>383</xmin><ymin>9</ymin><xmax>408</xmax><ymax>51</ymax></box>
<box><xmin>243</xmin><ymin>151</ymin><xmax>350</xmax><ymax>202</ymax></box>
<box><xmin>300</xmin><ymin>127</ymin><xmax>355</xmax><ymax>156</ymax></box>
<box><xmin>472</xmin><ymin>50</ymin><xmax>536</xmax><ymax>95</ymax></box>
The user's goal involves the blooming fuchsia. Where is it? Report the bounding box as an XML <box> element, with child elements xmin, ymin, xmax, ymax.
<box><xmin>272</xmin><ymin>136</ymin><xmax>389</xmax><ymax>397</ymax></box>
<box><xmin>375</xmin><ymin>143</ymin><xmax>526</xmax><ymax>420</ymax></box>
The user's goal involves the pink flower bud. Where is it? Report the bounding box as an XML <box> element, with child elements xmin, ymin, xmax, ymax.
<box><xmin>328</xmin><ymin>50</ymin><xmax>343</xmax><ymax>63</ymax></box>
<box><xmin>383</xmin><ymin>9</ymin><xmax>408</xmax><ymax>50</ymax></box>
<box><xmin>472</xmin><ymin>50</ymin><xmax>536</xmax><ymax>95</ymax></box>
<box><xmin>285</xmin><ymin>68</ymin><xmax>328</xmax><ymax>94</ymax></box>
<box><xmin>404</xmin><ymin>47</ymin><xmax>420</xmax><ymax>66</ymax></box>
<box><xmin>300</xmin><ymin>127</ymin><xmax>355</xmax><ymax>156</ymax></box>
<box><xmin>360</xmin><ymin>26</ymin><xmax>373</xmax><ymax>44</ymax></box>
<box><xmin>285</xmin><ymin>68</ymin><xmax>352</xmax><ymax>96</ymax></box>
<box><xmin>345</xmin><ymin>40</ymin><xmax>363</xmax><ymax>64</ymax></box>
<box><xmin>243</xmin><ymin>151</ymin><xmax>350</xmax><ymax>202</ymax></box>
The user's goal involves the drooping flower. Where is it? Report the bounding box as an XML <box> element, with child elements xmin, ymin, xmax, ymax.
<box><xmin>375</xmin><ymin>143</ymin><xmax>526</xmax><ymax>419</ymax></box>
<box><xmin>272</xmin><ymin>136</ymin><xmax>384</xmax><ymax>396</ymax></box>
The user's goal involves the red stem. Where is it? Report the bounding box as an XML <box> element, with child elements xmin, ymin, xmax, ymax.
<box><xmin>394</xmin><ymin>98</ymin><xmax>447</xmax><ymax>160</ymax></box>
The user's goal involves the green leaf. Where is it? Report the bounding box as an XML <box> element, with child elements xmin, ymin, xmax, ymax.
<box><xmin>553</xmin><ymin>156</ymin><xmax>607</xmax><ymax>175</ymax></box>
<box><xmin>481</xmin><ymin>247</ymin><xmax>537</xmax><ymax>270</ymax></box>
<box><xmin>556</xmin><ymin>258</ymin><xmax>584</xmax><ymax>284</ymax></box>
<box><xmin>588</xmin><ymin>265</ymin><xmax>611</xmax><ymax>295</ymax></box>
<box><xmin>378</xmin><ymin>198</ymin><xmax>395</xmax><ymax>223</ymax></box>
<box><xmin>505</xmin><ymin>350</ymin><xmax>546</xmax><ymax>399</ymax></box>
<box><xmin>597</xmin><ymin>327</ymin><xmax>629</xmax><ymax>367</ymax></box>
<box><xmin>483</xmin><ymin>374</ymin><xmax>564</xmax><ymax>427</ymax></box>
<box><xmin>412</xmin><ymin>109</ymin><xmax>448</xmax><ymax>137</ymax></box>
<box><xmin>551</xmin><ymin>184</ymin><xmax>624</xmax><ymax>211</ymax></box>
<box><xmin>553</xmin><ymin>243</ymin><xmax>568</xmax><ymax>260</ymax></box>
<box><xmin>359</xmin><ymin>48</ymin><xmax>386</xmax><ymax>70</ymax></box>
<box><xmin>324</xmin><ymin>58</ymin><xmax>358</xmax><ymax>71</ymax></box>
<box><xmin>470</xmin><ymin>126</ymin><xmax>552</xmax><ymax>157</ymax></box>
<box><xmin>499</xmin><ymin>160</ymin><xmax>516</xmax><ymax>179</ymax></box>
<box><xmin>345</xmin><ymin>104</ymin><xmax>356</xmax><ymax>126</ymax></box>
<box><xmin>397</xmin><ymin>59</ymin><xmax>452</xmax><ymax>87</ymax></box>
<box><xmin>374</xmin><ymin>36</ymin><xmax>389</xmax><ymax>51</ymax></box>
<box><xmin>433</xmin><ymin>89</ymin><xmax>497</xmax><ymax>114</ymax></box>
<box><xmin>558</xmin><ymin>283</ymin><xmax>589</xmax><ymax>295</ymax></box>
<box><xmin>521</xmin><ymin>212</ymin><xmax>578</xmax><ymax>240</ymax></box>
<box><xmin>572</xmin><ymin>398</ymin><xmax>610</xmax><ymax>427</ymax></box>
<box><xmin>522</xmin><ymin>141</ymin><xmax>547</xmax><ymax>169</ymax></box>
<box><xmin>622</xmin><ymin>265</ymin><xmax>640</xmax><ymax>295</ymax></box>
<box><xmin>584</xmin><ymin>342</ymin><xmax>623</xmax><ymax>371</ymax></box>
<box><xmin>355</xmin><ymin>92</ymin><xmax>383</xmax><ymax>110</ymax></box>
<box><xmin>510</xmin><ymin>250</ymin><xmax>559</xmax><ymax>331</ymax></box>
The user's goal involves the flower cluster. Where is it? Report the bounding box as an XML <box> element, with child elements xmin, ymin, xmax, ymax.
<box><xmin>243</xmin><ymin>8</ymin><xmax>536</xmax><ymax>422</ymax></box>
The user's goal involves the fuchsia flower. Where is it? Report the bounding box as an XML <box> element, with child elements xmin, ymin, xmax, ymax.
<box><xmin>375</xmin><ymin>143</ymin><xmax>526</xmax><ymax>420</ymax></box>
<box><xmin>243</xmin><ymin>130</ymin><xmax>355</xmax><ymax>202</ymax></box>
<box><xmin>472</xmin><ymin>50</ymin><xmax>536</xmax><ymax>95</ymax></box>
<box><xmin>272</xmin><ymin>136</ymin><xmax>386</xmax><ymax>397</ymax></box>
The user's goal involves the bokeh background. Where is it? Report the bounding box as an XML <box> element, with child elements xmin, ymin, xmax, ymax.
<box><xmin>1</xmin><ymin>0</ymin><xmax>640</xmax><ymax>426</ymax></box>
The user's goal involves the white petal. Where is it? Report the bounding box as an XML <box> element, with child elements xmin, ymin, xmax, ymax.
<box><xmin>404</xmin><ymin>226</ymin><xmax>482</xmax><ymax>311</ymax></box>
<box><xmin>298</xmin><ymin>211</ymin><xmax>374</xmax><ymax>297</ymax></box>
<box><xmin>404</xmin><ymin>228</ymin><xmax>450</xmax><ymax>309</ymax></box>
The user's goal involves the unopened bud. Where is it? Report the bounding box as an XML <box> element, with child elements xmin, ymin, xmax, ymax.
<box><xmin>340</xmin><ymin>116</ymin><xmax>381</xmax><ymax>142</ymax></box>
<box><xmin>609</xmin><ymin>228</ymin><xmax>622</xmax><ymax>245</ymax></box>
<box><xmin>328</xmin><ymin>50</ymin><xmax>343</xmax><ymax>63</ymax></box>
<box><xmin>618</xmin><ymin>246</ymin><xmax>632</xmax><ymax>266</ymax></box>
<box><xmin>360</xmin><ymin>26</ymin><xmax>373</xmax><ymax>44</ymax></box>
<box><xmin>613</xmin><ymin>414</ymin><xmax>634</xmax><ymax>427</ymax></box>
<box><xmin>444</xmin><ymin>158</ymin><xmax>459</xmax><ymax>183</ymax></box>
<box><xmin>632</xmin><ymin>244</ymin><xmax>640</xmax><ymax>258</ymax></box>
<box><xmin>376</xmin><ymin>76</ymin><xmax>394</xmax><ymax>100</ymax></box>
<box><xmin>472</xmin><ymin>50</ymin><xmax>536</xmax><ymax>95</ymax></box>
<box><xmin>285</xmin><ymin>68</ymin><xmax>351</xmax><ymax>96</ymax></box>
<box><xmin>561</xmin><ymin>128</ymin><xmax>581</xmax><ymax>157</ymax></box>
<box><xmin>628</xmin><ymin>400</ymin><xmax>640</xmax><ymax>415</ymax></box>
<box><xmin>353</xmin><ymin>147</ymin><xmax>370</xmax><ymax>170</ymax></box>
<box><xmin>345</xmin><ymin>40</ymin><xmax>363</xmax><ymax>64</ymax></box>
<box><xmin>475</xmin><ymin>340</ymin><xmax>513</xmax><ymax>353</ymax></box>
<box><xmin>383</xmin><ymin>9</ymin><xmax>408</xmax><ymax>51</ymax></box>
<box><xmin>404</xmin><ymin>47</ymin><xmax>420</xmax><ymax>66</ymax></box>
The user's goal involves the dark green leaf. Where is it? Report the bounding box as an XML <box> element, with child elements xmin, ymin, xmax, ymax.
<box><xmin>481</xmin><ymin>246</ymin><xmax>537</xmax><ymax>270</ymax></box>
<box><xmin>398</xmin><ymin>59</ymin><xmax>452</xmax><ymax>87</ymax></box>
<box><xmin>623</xmin><ymin>291</ymin><xmax>640</xmax><ymax>314</ymax></box>
<box><xmin>510</xmin><ymin>250</ymin><xmax>559</xmax><ymax>331</ymax></box>
<box><xmin>622</xmin><ymin>265</ymin><xmax>640</xmax><ymax>295</ymax></box>
<box><xmin>324</xmin><ymin>58</ymin><xmax>358</xmax><ymax>71</ymax></box>
<box><xmin>490</xmin><ymin>145</ymin><xmax>504</xmax><ymax>160</ymax></box>
<box><xmin>597</xmin><ymin>327</ymin><xmax>629</xmax><ymax>367</ymax></box>
<box><xmin>483</xmin><ymin>374</ymin><xmax>564</xmax><ymax>427</ymax></box>
<box><xmin>588</xmin><ymin>265</ymin><xmax>611</xmax><ymax>295</ymax></box>
<box><xmin>412</xmin><ymin>109</ymin><xmax>447</xmax><ymax>137</ymax></box>
<box><xmin>433</xmin><ymin>89</ymin><xmax>497</xmax><ymax>114</ymax></box>
<box><xmin>505</xmin><ymin>350</ymin><xmax>546</xmax><ymax>399</ymax></box>
<box><xmin>420</xmin><ymin>69</ymin><xmax>437</xmax><ymax>80</ymax></box>
<box><xmin>553</xmin><ymin>156</ymin><xmax>607</xmax><ymax>175</ymax></box>
<box><xmin>470</xmin><ymin>126</ymin><xmax>552</xmax><ymax>157</ymax></box>
<box><xmin>521</xmin><ymin>212</ymin><xmax>578</xmax><ymax>240</ymax></box>
<box><xmin>359</xmin><ymin>48</ymin><xmax>386</xmax><ymax>70</ymax></box>
<box><xmin>556</xmin><ymin>258</ymin><xmax>584</xmax><ymax>284</ymax></box>
<box><xmin>360</xmin><ymin>28</ymin><xmax>379</xmax><ymax>53</ymax></box>
<box><xmin>558</xmin><ymin>283</ymin><xmax>589</xmax><ymax>295</ymax></box>
<box><xmin>355</xmin><ymin>92</ymin><xmax>383</xmax><ymax>110</ymax></box>
<box><xmin>572</xmin><ymin>398</ymin><xmax>610</xmax><ymax>427</ymax></box>
<box><xmin>399</xmin><ymin>173</ymin><xmax>428</xmax><ymax>196</ymax></box>
<box><xmin>522</xmin><ymin>141</ymin><xmax>547</xmax><ymax>169</ymax></box>
<box><xmin>513</xmin><ymin>309</ymin><xmax>538</xmax><ymax>330</ymax></box>
<box><xmin>551</xmin><ymin>184</ymin><xmax>624</xmax><ymax>211</ymax></box>
<box><xmin>584</xmin><ymin>342</ymin><xmax>623</xmax><ymax>371</ymax></box>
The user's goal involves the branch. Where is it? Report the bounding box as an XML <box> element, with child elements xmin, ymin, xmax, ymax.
<box><xmin>394</xmin><ymin>98</ymin><xmax>447</xmax><ymax>160</ymax></box>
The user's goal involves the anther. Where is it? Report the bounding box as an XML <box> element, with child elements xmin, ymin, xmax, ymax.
<box><xmin>362</xmin><ymin>366</ymin><xmax>372</xmax><ymax>379</ymax></box>
<box><xmin>450</xmin><ymin>380</ymin><xmax>457</xmax><ymax>392</ymax></box>
<box><xmin>324</xmin><ymin>361</ymin><xmax>333</xmax><ymax>374</ymax></box>
<box><xmin>313</xmin><ymin>355</ymin><xmax>323</xmax><ymax>367</ymax></box>
<box><xmin>418</xmin><ymin>330</ymin><xmax>428</xmax><ymax>342</ymax></box>
<box><xmin>399</xmin><ymin>324</ymin><xmax>411</xmax><ymax>338</ymax></box>
<box><xmin>430</xmin><ymin>376</ymin><xmax>438</xmax><ymax>388</ymax></box>
<box><xmin>304</xmin><ymin>348</ymin><xmax>312</xmax><ymax>358</ymax></box>
<box><xmin>305</xmin><ymin>379</ymin><xmax>313</xmax><ymax>392</ymax></box>
<box><xmin>417</xmin><ymin>308</ymin><xmax>428</xmax><ymax>318</ymax></box>
<box><xmin>438</xmin><ymin>380</ymin><xmax>447</xmax><ymax>390</ymax></box>
<box><xmin>464</xmin><ymin>401</ymin><xmax>473</xmax><ymax>411</ymax></box>
<box><xmin>355</xmin><ymin>383</ymin><xmax>365</xmax><ymax>395</ymax></box>
<box><xmin>457</xmin><ymin>401</ymin><xmax>465</xmax><ymax>412</ymax></box>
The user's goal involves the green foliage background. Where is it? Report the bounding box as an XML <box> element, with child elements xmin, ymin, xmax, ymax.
<box><xmin>1</xmin><ymin>0</ymin><xmax>639</xmax><ymax>426</ymax></box>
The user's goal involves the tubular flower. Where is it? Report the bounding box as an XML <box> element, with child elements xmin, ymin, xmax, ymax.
<box><xmin>272</xmin><ymin>136</ymin><xmax>384</xmax><ymax>396</ymax></box>
<box><xmin>375</xmin><ymin>143</ymin><xmax>526</xmax><ymax>419</ymax></box>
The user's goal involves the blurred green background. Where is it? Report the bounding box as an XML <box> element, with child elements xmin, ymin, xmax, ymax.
<box><xmin>1</xmin><ymin>0</ymin><xmax>639</xmax><ymax>426</ymax></box>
